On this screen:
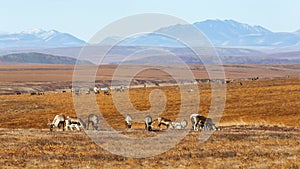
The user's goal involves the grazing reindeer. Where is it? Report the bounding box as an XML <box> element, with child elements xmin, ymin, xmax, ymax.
<box><xmin>171</xmin><ymin>119</ymin><xmax>188</xmax><ymax>129</ymax></box>
<box><xmin>93</xmin><ymin>87</ymin><xmax>99</xmax><ymax>94</ymax></box>
<box><xmin>190</xmin><ymin>113</ymin><xmax>210</xmax><ymax>131</ymax></box>
<box><xmin>144</xmin><ymin>116</ymin><xmax>153</xmax><ymax>131</ymax></box>
<box><xmin>104</xmin><ymin>91</ymin><xmax>111</xmax><ymax>95</ymax></box>
<box><xmin>125</xmin><ymin>115</ymin><xmax>133</xmax><ymax>128</ymax></box>
<box><xmin>49</xmin><ymin>114</ymin><xmax>66</xmax><ymax>131</ymax></box>
<box><xmin>157</xmin><ymin>117</ymin><xmax>172</xmax><ymax>129</ymax></box>
<box><xmin>65</xmin><ymin>120</ymin><xmax>81</xmax><ymax>131</ymax></box>
<box><xmin>203</xmin><ymin>118</ymin><xmax>217</xmax><ymax>131</ymax></box>
<box><xmin>190</xmin><ymin>114</ymin><xmax>217</xmax><ymax>131</ymax></box>
<box><xmin>190</xmin><ymin>113</ymin><xmax>201</xmax><ymax>131</ymax></box>
<box><xmin>171</xmin><ymin>122</ymin><xmax>182</xmax><ymax>129</ymax></box>
<box><xmin>65</xmin><ymin>116</ymin><xmax>86</xmax><ymax>130</ymax></box>
<box><xmin>87</xmin><ymin>114</ymin><xmax>99</xmax><ymax>130</ymax></box>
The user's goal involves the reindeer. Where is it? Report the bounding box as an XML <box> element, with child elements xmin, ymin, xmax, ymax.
<box><xmin>93</xmin><ymin>87</ymin><xmax>99</xmax><ymax>94</ymax></box>
<box><xmin>104</xmin><ymin>91</ymin><xmax>111</xmax><ymax>95</ymax></box>
<box><xmin>65</xmin><ymin>120</ymin><xmax>81</xmax><ymax>131</ymax></box>
<box><xmin>65</xmin><ymin>116</ymin><xmax>86</xmax><ymax>131</ymax></box>
<box><xmin>144</xmin><ymin>116</ymin><xmax>153</xmax><ymax>131</ymax></box>
<box><xmin>190</xmin><ymin>113</ymin><xmax>201</xmax><ymax>131</ymax></box>
<box><xmin>190</xmin><ymin>114</ymin><xmax>217</xmax><ymax>131</ymax></box>
<box><xmin>49</xmin><ymin>114</ymin><xmax>66</xmax><ymax>131</ymax></box>
<box><xmin>171</xmin><ymin>119</ymin><xmax>188</xmax><ymax>129</ymax></box>
<box><xmin>203</xmin><ymin>118</ymin><xmax>217</xmax><ymax>131</ymax></box>
<box><xmin>157</xmin><ymin>117</ymin><xmax>172</xmax><ymax>129</ymax></box>
<box><xmin>87</xmin><ymin>114</ymin><xmax>99</xmax><ymax>130</ymax></box>
<box><xmin>125</xmin><ymin>115</ymin><xmax>132</xmax><ymax>129</ymax></box>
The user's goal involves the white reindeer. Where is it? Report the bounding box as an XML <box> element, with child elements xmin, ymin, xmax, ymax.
<box><xmin>190</xmin><ymin>113</ymin><xmax>202</xmax><ymax>131</ymax></box>
<box><xmin>65</xmin><ymin>120</ymin><xmax>81</xmax><ymax>131</ymax></box>
<box><xmin>125</xmin><ymin>115</ymin><xmax>133</xmax><ymax>129</ymax></box>
<box><xmin>171</xmin><ymin>119</ymin><xmax>188</xmax><ymax>129</ymax></box>
<box><xmin>65</xmin><ymin>116</ymin><xmax>86</xmax><ymax>131</ymax></box>
<box><xmin>49</xmin><ymin>114</ymin><xmax>66</xmax><ymax>131</ymax></box>
<box><xmin>144</xmin><ymin>116</ymin><xmax>153</xmax><ymax>131</ymax></box>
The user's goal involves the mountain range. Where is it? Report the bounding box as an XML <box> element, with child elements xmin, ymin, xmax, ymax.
<box><xmin>0</xmin><ymin>29</ymin><xmax>85</xmax><ymax>48</ymax></box>
<box><xmin>1</xmin><ymin>20</ymin><xmax>300</xmax><ymax>48</ymax></box>
<box><xmin>1</xmin><ymin>19</ymin><xmax>300</xmax><ymax>64</ymax></box>
<box><xmin>114</xmin><ymin>19</ymin><xmax>300</xmax><ymax>48</ymax></box>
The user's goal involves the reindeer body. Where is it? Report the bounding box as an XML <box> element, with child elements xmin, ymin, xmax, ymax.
<box><xmin>190</xmin><ymin>113</ymin><xmax>201</xmax><ymax>131</ymax></box>
<box><xmin>203</xmin><ymin>118</ymin><xmax>217</xmax><ymax>131</ymax></box>
<box><xmin>87</xmin><ymin>114</ymin><xmax>99</xmax><ymax>130</ymax></box>
<box><xmin>171</xmin><ymin>119</ymin><xmax>188</xmax><ymax>129</ymax></box>
<box><xmin>65</xmin><ymin>116</ymin><xmax>86</xmax><ymax>130</ymax></box>
<box><xmin>157</xmin><ymin>117</ymin><xmax>172</xmax><ymax>129</ymax></box>
<box><xmin>65</xmin><ymin>120</ymin><xmax>81</xmax><ymax>131</ymax></box>
<box><xmin>144</xmin><ymin>116</ymin><xmax>153</xmax><ymax>131</ymax></box>
<box><xmin>50</xmin><ymin>114</ymin><xmax>66</xmax><ymax>131</ymax></box>
<box><xmin>125</xmin><ymin>115</ymin><xmax>132</xmax><ymax>128</ymax></box>
<box><xmin>190</xmin><ymin>114</ymin><xmax>217</xmax><ymax>131</ymax></box>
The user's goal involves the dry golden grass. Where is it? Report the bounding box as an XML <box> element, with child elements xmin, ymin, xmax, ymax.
<box><xmin>0</xmin><ymin>74</ymin><xmax>300</xmax><ymax>168</ymax></box>
<box><xmin>0</xmin><ymin>127</ymin><xmax>299</xmax><ymax>168</ymax></box>
<box><xmin>1</xmin><ymin>77</ymin><xmax>300</xmax><ymax>129</ymax></box>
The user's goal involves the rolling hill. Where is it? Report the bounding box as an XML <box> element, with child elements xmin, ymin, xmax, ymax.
<box><xmin>0</xmin><ymin>52</ymin><xmax>92</xmax><ymax>65</ymax></box>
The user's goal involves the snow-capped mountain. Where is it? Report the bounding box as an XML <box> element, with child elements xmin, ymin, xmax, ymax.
<box><xmin>0</xmin><ymin>29</ymin><xmax>86</xmax><ymax>48</ymax></box>
<box><xmin>115</xmin><ymin>19</ymin><xmax>300</xmax><ymax>48</ymax></box>
<box><xmin>193</xmin><ymin>19</ymin><xmax>300</xmax><ymax>47</ymax></box>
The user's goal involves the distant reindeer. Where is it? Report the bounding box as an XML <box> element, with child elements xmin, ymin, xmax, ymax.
<box><xmin>65</xmin><ymin>116</ymin><xmax>86</xmax><ymax>131</ymax></box>
<box><xmin>37</xmin><ymin>90</ymin><xmax>44</xmax><ymax>95</ymax></box>
<box><xmin>171</xmin><ymin>119</ymin><xmax>188</xmax><ymax>129</ymax></box>
<box><xmin>115</xmin><ymin>85</ymin><xmax>125</xmax><ymax>92</ymax></box>
<box><xmin>30</xmin><ymin>91</ymin><xmax>37</xmax><ymax>95</ymax></box>
<box><xmin>190</xmin><ymin>114</ymin><xmax>217</xmax><ymax>131</ymax></box>
<box><xmin>157</xmin><ymin>117</ymin><xmax>172</xmax><ymax>129</ymax></box>
<box><xmin>190</xmin><ymin>113</ymin><xmax>201</xmax><ymax>131</ymax></box>
<box><xmin>65</xmin><ymin>120</ymin><xmax>81</xmax><ymax>131</ymax></box>
<box><xmin>49</xmin><ymin>114</ymin><xmax>66</xmax><ymax>131</ymax></box>
<box><xmin>93</xmin><ymin>87</ymin><xmax>99</xmax><ymax>94</ymax></box>
<box><xmin>87</xmin><ymin>114</ymin><xmax>99</xmax><ymax>130</ymax></box>
<box><xmin>104</xmin><ymin>91</ymin><xmax>111</xmax><ymax>95</ymax></box>
<box><xmin>125</xmin><ymin>115</ymin><xmax>133</xmax><ymax>128</ymax></box>
<box><xmin>203</xmin><ymin>118</ymin><xmax>217</xmax><ymax>131</ymax></box>
<box><xmin>144</xmin><ymin>116</ymin><xmax>153</xmax><ymax>131</ymax></box>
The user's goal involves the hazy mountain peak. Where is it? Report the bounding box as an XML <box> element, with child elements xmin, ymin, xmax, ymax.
<box><xmin>20</xmin><ymin>28</ymin><xmax>46</xmax><ymax>34</ymax></box>
<box><xmin>0</xmin><ymin>29</ymin><xmax>86</xmax><ymax>48</ymax></box>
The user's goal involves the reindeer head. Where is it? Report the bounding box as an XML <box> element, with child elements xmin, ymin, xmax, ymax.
<box><xmin>49</xmin><ymin>124</ymin><xmax>55</xmax><ymax>131</ymax></box>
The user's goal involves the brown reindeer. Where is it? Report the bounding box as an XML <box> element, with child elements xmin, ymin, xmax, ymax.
<box><xmin>157</xmin><ymin>117</ymin><xmax>172</xmax><ymax>129</ymax></box>
<box><xmin>190</xmin><ymin>114</ymin><xmax>217</xmax><ymax>131</ymax></box>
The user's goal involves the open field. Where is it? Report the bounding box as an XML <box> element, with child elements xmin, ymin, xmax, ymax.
<box><xmin>0</xmin><ymin>127</ymin><xmax>299</xmax><ymax>168</ymax></box>
<box><xmin>0</xmin><ymin>71</ymin><xmax>300</xmax><ymax>168</ymax></box>
<box><xmin>1</xmin><ymin>64</ymin><xmax>300</xmax><ymax>82</ymax></box>
<box><xmin>1</xmin><ymin>64</ymin><xmax>300</xmax><ymax>94</ymax></box>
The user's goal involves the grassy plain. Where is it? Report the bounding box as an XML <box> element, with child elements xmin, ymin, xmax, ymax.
<box><xmin>0</xmin><ymin>65</ymin><xmax>300</xmax><ymax>168</ymax></box>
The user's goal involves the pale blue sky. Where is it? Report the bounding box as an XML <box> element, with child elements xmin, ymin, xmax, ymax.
<box><xmin>1</xmin><ymin>0</ymin><xmax>300</xmax><ymax>41</ymax></box>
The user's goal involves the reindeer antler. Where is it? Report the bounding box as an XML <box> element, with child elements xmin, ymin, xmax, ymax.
<box><xmin>47</xmin><ymin>118</ymin><xmax>51</xmax><ymax>125</ymax></box>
